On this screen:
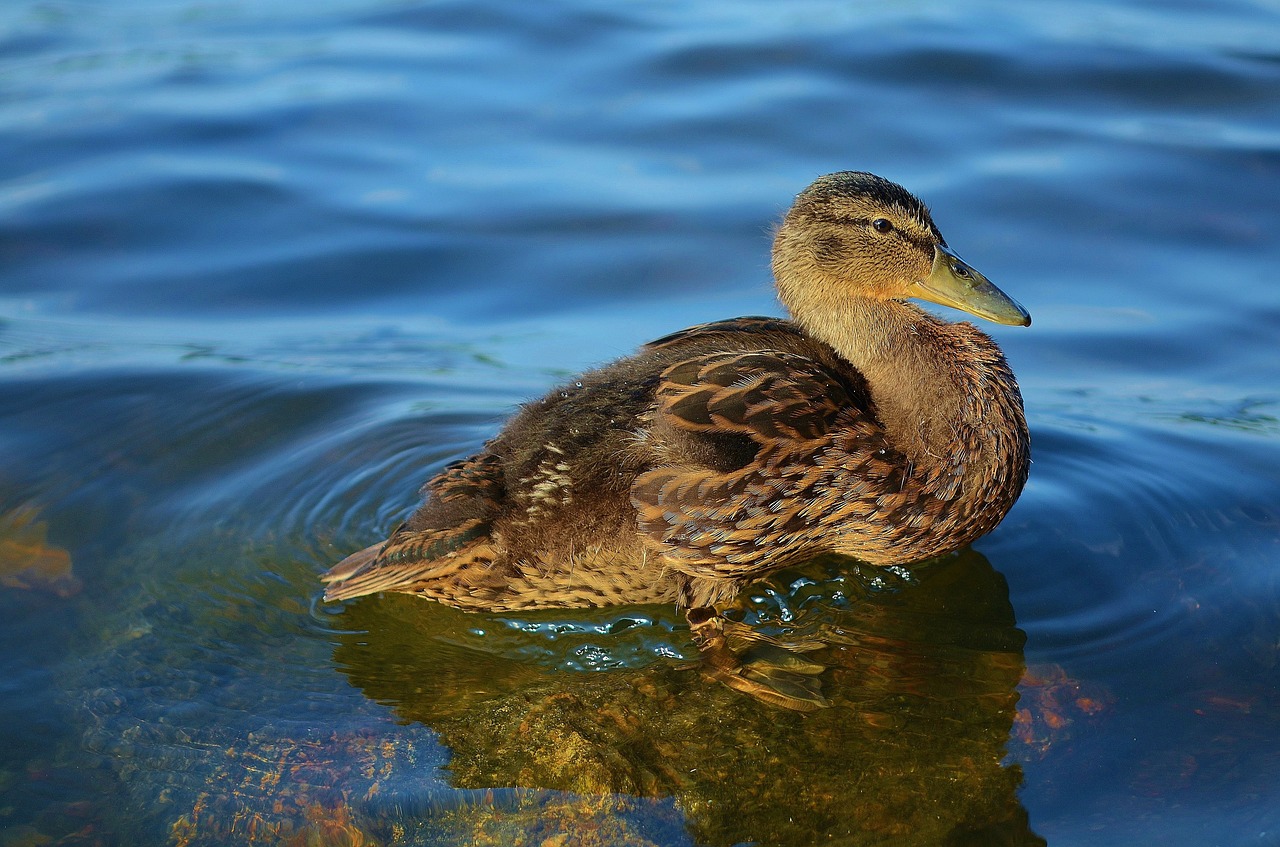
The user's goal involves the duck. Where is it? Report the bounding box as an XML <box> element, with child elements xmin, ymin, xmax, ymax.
<box><xmin>323</xmin><ymin>171</ymin><xmax>1031</xmax><ymax>701</ymax></box>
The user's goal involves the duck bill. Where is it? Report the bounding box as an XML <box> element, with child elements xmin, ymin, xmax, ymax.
<box><xmin>915</xmin><ymin>246</ymin><xmax>1031</xmax><ymax>327</ymax></box>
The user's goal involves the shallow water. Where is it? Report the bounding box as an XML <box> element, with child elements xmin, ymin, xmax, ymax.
<box><xmin>2</xmin><ymin>0</ymin><xmax>1280</xmax><ymax>844</ymax></box>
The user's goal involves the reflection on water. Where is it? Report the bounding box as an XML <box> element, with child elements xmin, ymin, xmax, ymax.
<box><xmin>335</xmin><ymin>551</ymin><xmax>1045</xmax><ymax>846</ymax></box>
<box><xmin>60</xmin><ymin>524</ymin><xmax>1053</xmax><ymax>846</ymax></box>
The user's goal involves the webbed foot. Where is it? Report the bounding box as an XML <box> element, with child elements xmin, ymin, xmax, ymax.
<box><xmin>686</xmin><ymin>607</ymin><xmax>830</xmax><ymax>712</ymax></box>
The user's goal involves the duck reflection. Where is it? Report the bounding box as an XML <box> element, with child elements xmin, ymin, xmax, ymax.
<box><xmin>332</xmin><ymin>549</ymin><xmax>1044</xmax><ymax>846</ymax></box>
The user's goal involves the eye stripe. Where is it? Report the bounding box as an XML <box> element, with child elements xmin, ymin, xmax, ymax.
<box><xmin>805</xmin><ymin>211</ymin><xmax>938</xmax><ymax>254</ymax></box>
<box><xmin>809</xmin><ymin>212</ymin><xmax>873</xmax><ymax>226</ymax></box>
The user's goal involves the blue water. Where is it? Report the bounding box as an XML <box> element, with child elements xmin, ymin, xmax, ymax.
<box><xmin>3</xmin><ymin>0</ymin><xmax>1280</xmax><ymax>844</ymax></box>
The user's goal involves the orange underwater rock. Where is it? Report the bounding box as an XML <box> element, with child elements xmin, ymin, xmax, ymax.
<box><xmin>0</xmin><ymin>505</ymin><xmax>81</xmax><ymax>598</ymax></box>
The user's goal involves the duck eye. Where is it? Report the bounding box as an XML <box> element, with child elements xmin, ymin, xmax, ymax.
<box><xmin>872</xmin><ymin>218</ymin><xmax>894</xmax><ymax>234</ymax></box>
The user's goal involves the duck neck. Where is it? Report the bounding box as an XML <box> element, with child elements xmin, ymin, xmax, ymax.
<box><xmin>790</xmin><ymin>297</ymin><xmax>976</xmax><ymax>468</ymax></box>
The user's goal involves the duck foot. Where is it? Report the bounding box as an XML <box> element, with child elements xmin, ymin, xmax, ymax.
<box><xmin>686</xmin><ymin>607</ymin><xmax>831</xmax><ymax>712</ymax></box>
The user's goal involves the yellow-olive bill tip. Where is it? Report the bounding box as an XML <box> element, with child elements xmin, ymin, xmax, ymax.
<box><xmin>915</xmin><ymin>247</ymin><xmax>1030</xmax><ymax>327</ymax></box>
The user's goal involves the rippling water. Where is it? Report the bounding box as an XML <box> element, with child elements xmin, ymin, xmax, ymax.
<box><xmin>3</xmin><ymin>0</ymin><xmax>1279</xmax><ymax>845</ymax></box>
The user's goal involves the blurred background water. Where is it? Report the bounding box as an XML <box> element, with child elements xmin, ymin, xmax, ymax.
<box><xmin>2</xmin><ymin>0</ymin><xmax>1279</xmax><ymax>845</ymax></box>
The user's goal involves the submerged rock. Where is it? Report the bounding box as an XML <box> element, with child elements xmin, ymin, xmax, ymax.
<box><xmin>0</xmin><ymin>505</ymin><xmax>80</xmax><ymax>598</ymax></box>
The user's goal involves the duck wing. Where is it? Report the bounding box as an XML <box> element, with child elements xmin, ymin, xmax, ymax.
<box><xmin>632</xmin><ymin>348</ymin><xmax>888</xmax><ymax>580</ymax></box>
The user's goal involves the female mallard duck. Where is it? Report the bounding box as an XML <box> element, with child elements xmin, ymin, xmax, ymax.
<box><xmin>324</xmin><ymin>172</ymin><xmax>1030</xmax><ymax>675</ymax></box>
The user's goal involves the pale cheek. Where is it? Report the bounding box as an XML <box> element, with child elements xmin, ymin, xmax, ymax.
<box><xmin>857</xmin><ymin>254</ymin><xmax>909</xmax><ymax>296</ymax></box>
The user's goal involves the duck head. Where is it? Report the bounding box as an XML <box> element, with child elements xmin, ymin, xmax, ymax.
<box><xmin>772</xmin><ymin>171</ymin><xmax>1030</xmax><ymax>327</ymax></box>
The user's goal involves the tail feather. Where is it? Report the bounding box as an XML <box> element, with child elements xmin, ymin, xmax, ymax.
<box><xmin>321</xmin><ymin>519</ymin><xmax>491</xmax><ymax>602</ymax></box>
<box><xmin>321</xmin><ymin>543</ymin><xmax>382</xmax><ymax>586</ymax></box>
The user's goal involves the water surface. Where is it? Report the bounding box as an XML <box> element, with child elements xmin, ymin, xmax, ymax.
<box><xmin>2</xmin><ymin>0</ymin><xmax>1279</xmax><ymax>845</ymax></box>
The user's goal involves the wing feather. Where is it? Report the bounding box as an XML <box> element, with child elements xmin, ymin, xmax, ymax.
<box><xmin>632</xmin><ymin>349</ymin><xmax>875</xmax><ymax>579</ymax></box>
